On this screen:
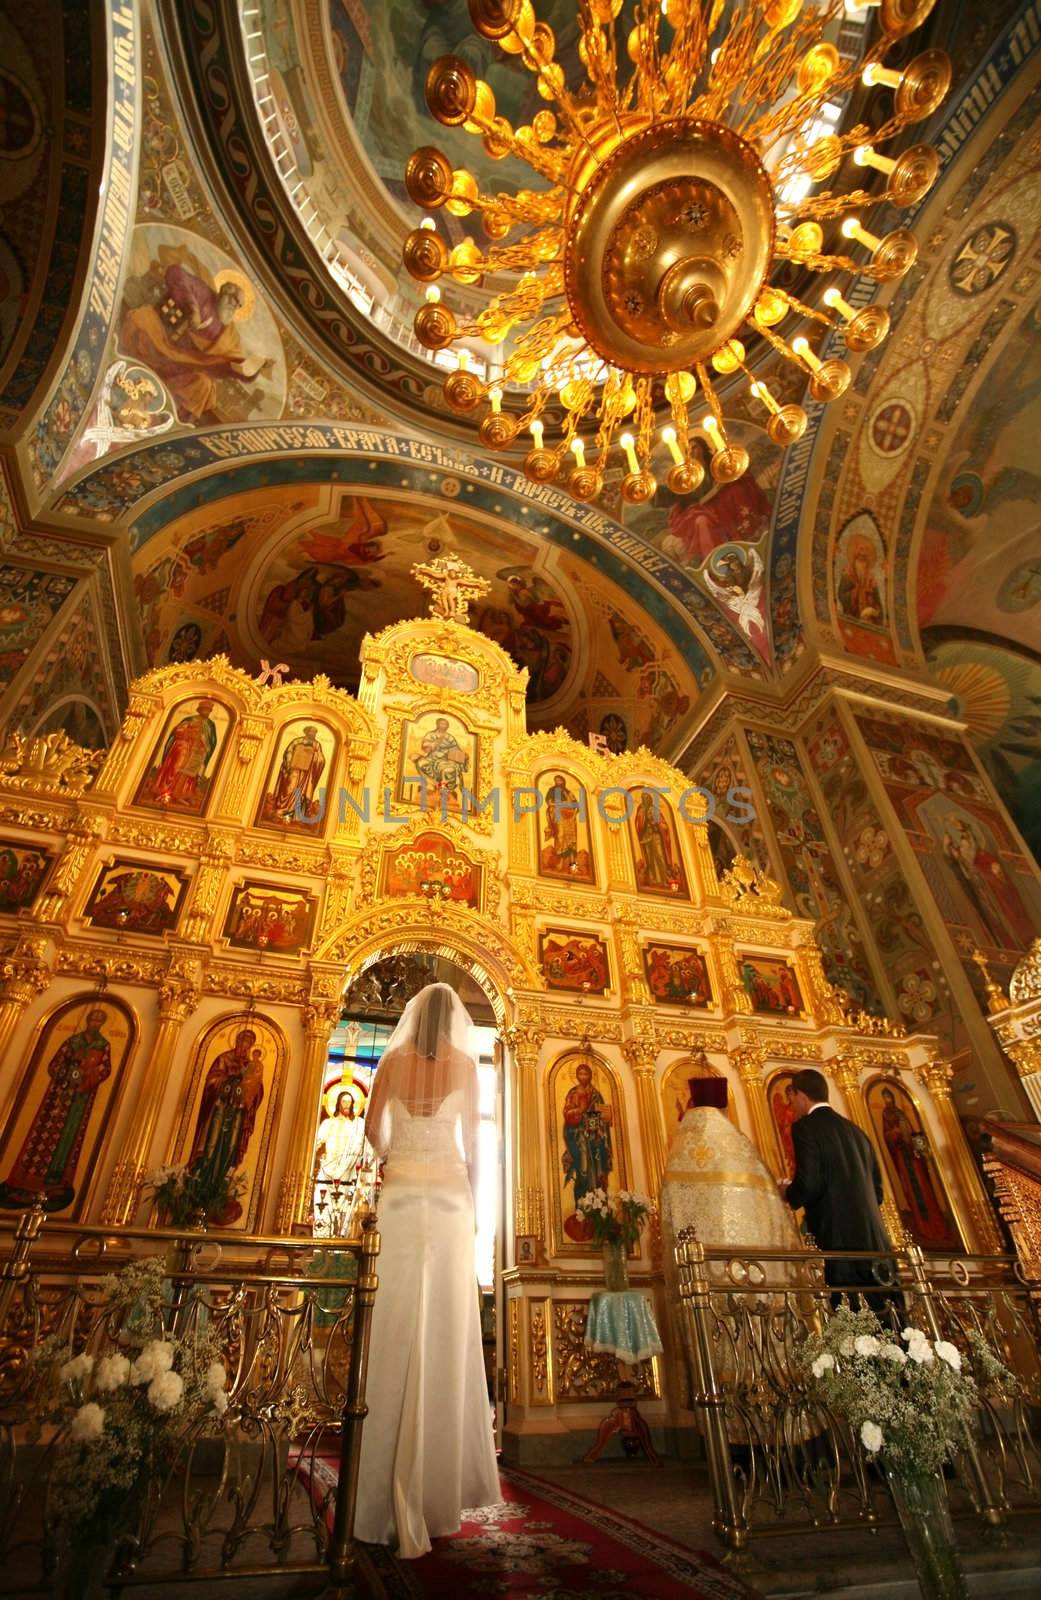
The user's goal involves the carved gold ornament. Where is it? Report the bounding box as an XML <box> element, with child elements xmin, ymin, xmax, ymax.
<box><xmin>0</xmin><ymin>730</ymin><xmax>103</xmax><ymax>794</ymax></box>
<box><xmin>404</xmin><ymin>0</ymin><xmax>948</xmax><ymax>505</ymax></box>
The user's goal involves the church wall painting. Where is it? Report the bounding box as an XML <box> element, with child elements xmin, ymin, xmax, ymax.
<box><xmin>473</xmin><ymin>566</ymin><xmax>574</xmax><ymax>705</ymax></box>
<box><xmin>643</xmin><ymin>943</ymin><xmax>713</xmax><ymax>1008</ymax></box>
<box><xmin>696</xmin><ymin>736</ymin><xmax>772</xmax><ymax>874</ymax></box>
<box><xmin>925</xmin><ymin>632</ymin><xmax>1041</xmax><ymax>870</ymax></box>
<box><xmin>628</xmin><ymin>790</ymin><xmax>689</xmax><ymax>899</ymax></box>
<box><xmin>807</xmin><ymin>706</ymin><xmax>1022</xmax><ymax>1148</ymax></box>
<box><xmin>855</xmin><ymin>711</ymin><xmax>1041</xmax><ymax>958</ymax></box>
<box><xmin>134</xmin><ymin>697</ymin><xmax>234</xmax><ymax>816</ymax></box>
<box><xmin>84</xmin><ymin>860</ymin><xmax>190</xmax><ymax>937</ymax></box>
<box><xmin>538</xmin><ymin>929</ymin><xmax>610</xmax><ymax>995</ymax></box>
<box><xmin>864</xmin><ymin>1077</ymin><xmax>962</xmax><ymax>1251</ymax></box>
<box><xmin>536</xmin><ymin>770</ymin><xmax>596</xmax><ymax>885</ymax></box>
<box><xmin>168</xmin><ymin>1013</ymin><xmax>286</xmax><ymax>1233</ymax></box>
<box><xmin>914</xmin><ymin>297</ymin><xmax>1041</xmax><ymax>663</ymax></box>
<box><xmin>578</xmin><ymin>576</ymin><xmax>702</xmax><ymax>753</ymax></box>
<box><xmin>7</xmin><ymin>591</ymin><xmax>115</xmax><ymax>754</ymax></box>
<box><xmin>0</xmin><ymin>996</ymin><xmax>135</xmax><ymax>1217</ymax></box>
<box><xmin>135</xmin><ymin>507</ymin><xmax>258</xmax><ymax>666</ymax></box>
<box><xmin>807</xmin><ymin>707</ymin><xmax>954</xmax><ymax>1040</ymax></box>
<box><xmin>0</xmin><ymin>841</ymin><xmax>53</xmax><ymax>912</ymax></box>
<box><xmin>744</xmin><ymin>728</ymin><xmax>883</xmax><ymax>1012</ymax></box>
<box><xmin>116</xmin><ymin>225</ymin><xmax>286</xmax><ymax>427</ymax></box>
<box><xmin>381</xmin><ymin>831</ymin><xmax>480</xmax><ymax>908</ymax></box>
<box><xmin>0</xmin><ymin>566</ymin><xmax>78</xmax><ymax>687</ymax></box>
<box><xmin>397</xmin><ymin>710</ymin><xmax>476</xmax><ymax>812</ymax></box>
<box><xmin>701</xmin><ymin>539</ymin><xmax>771</xmax><ymax>665</ymax></box>
<box><xmin>312</xmin><ymin>1074</ymin><xmax>371</xmax><ymax>1239</ymax></box>
<box><xmin>222</xmin><ymin>880</ymin><xmax>317</xmax><ymax>954</ymax></box>
<box><xmin>766</xmin><ymin>1070</ymin><xmax>800</xmax><ymax>1177</ymax></box>
<box><xmin>738</xmin><ymin>954</ymin><xmax>804</xmax><ymax>1016</ymax></box>
<box><xmin>255</xmin><ymin>718</ymin><xmax>336</xmax><ymax>834</ymax></box>
<box><xmin>832</xmin><ymin>511</ymin><xmax>896</xmax><ymax>665</ymax></box>
<box><xmin>547</xmin><ymin>1049</ymin><xmax>631</xmax><ymax>1255</ymax></box>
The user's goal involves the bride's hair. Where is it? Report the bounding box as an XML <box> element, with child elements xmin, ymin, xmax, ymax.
<box><xmin>412</xmin><ymin>981</ymin><xmax>460</xmax><ymax>1060</ymax></box>
<box><xmin>365</xmin><ymin>981</ymin><xmax>480</xmax><ymax>1160</ymax></box>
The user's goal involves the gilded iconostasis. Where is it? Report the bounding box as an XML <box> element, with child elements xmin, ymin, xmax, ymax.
<box><xmin>0</xmin><ymin>0</ymin><xmax>1038</xmax><ymax>1356</ymax></box>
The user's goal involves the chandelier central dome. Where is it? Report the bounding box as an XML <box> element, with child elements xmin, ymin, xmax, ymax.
<box><xmin>564</xmin><ymin>118</ymin><xmax>775</xmax><ymax>376</ymax></box>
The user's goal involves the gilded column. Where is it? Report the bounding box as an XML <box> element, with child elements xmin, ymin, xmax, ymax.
<box><xmin>623</xmin><ymin>1035</ymin><xmax>666</xmax><ymax>1198</ymax></box>
<box><xmin>0</xmin><ymin>936</ymin><xmax>53</xmax><ymax>1132</ymax></box>
<box><xmin>615</xmin><ymin>917</ymin><xmax>650</xmax><ymax>1004</ymax></box>
<box><xmin>335</xmin><ymin>746</ymin><xmax>376</xmax><ymax>843</ymax></box>
<box><xmin>218</xmin><ymin>716</ymin><xmax>267</xmax><ymax>819</ymax></box>
<box><xmin>92</xmin><ymin>695</ymin><xmax>153</xmax><ymax>798</ymax></box>
<box><xmin>601</xmin><ymin>796</ymin><xmax>635</xmax><ymax>890</ymax></box>
<box><xmin>182</xmin><ymin>831</ymin><xmax>236</xmax><ymax>944</ymax></box>
<box><xmin>277</xmin><ymin>990</ymin><xmax>341</xmax><ymax>1233</ymax></box>
<box><xmin>505</xmin><ymin>1024</ymin><xmax>545</xmax><ymax>1246</ymax></box>
<box><xmin>102</xmin><ymin>955</ymin><xmax>201</xmax><ymax>1224</ymax></box>
<box><xmin>685</xmin><ymin>804</ymin><xmax>719</xmax><ymax>900</ymax></box>
<box><xmin>35</xmin><ymin>817</ymin><xmax>102</xmax><ymax>922</ymax></box>
<box><xmin>800</xmin><ymin>945</ymin><xmax>849</xmax><ymax>1027</ymax></box>
<box><xmin>714</xmin><ymin>938</ymin><xmax>753</xmax><ymax>1015</ymax></box>
<box><xmin>732</xmin><ymin>1045</ymin><xmax>776</xmax><ymax>1173</ymax></box>
<box><xmin>319</xmin><ymin>849</ymin><xmax>358</xmax><ymax>940</ymax></box>
<box><xmin>830</xmin><ymin>1055</ymin><xmax>875</xmax><ymax>1138</ymax></box>
<box><xmin>919</xmin><ymin>1056</ymin><xmax>1004</xmax><ymax>1254</ymax></box>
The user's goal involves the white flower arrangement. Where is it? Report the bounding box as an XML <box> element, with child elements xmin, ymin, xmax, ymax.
<box><xmin>144</xmin><ymin>1162</ymin><xmax>246</xmax><ymax>1229</ymax></box>
<box><xmin>30</xmin><ymin>1257</ymin><xmax>230</xmax><ymax>1550</ymax></box>
<box><xmin>801</xmin><ymin>1303</ymin><xmax>1014</xmax><ymax>1480</ymax></box>
<box><xmin>575</xmin><ymin>1186</ymin><xmax>655</xmax><ymax>1250</ymax></box>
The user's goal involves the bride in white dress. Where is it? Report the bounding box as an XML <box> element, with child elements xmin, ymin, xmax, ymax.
<box><xmin>353</xmin><ymin>983</ymin><xmax>500</xmax><ymax>1557</ymax></box>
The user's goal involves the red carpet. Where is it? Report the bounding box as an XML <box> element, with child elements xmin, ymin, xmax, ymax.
<box><xmin>303</xmin><ymin>1457</ymin><xmax>761</xmax><ymax>1598</ymax></box>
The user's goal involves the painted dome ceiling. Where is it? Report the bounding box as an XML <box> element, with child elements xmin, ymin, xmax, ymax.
<box><xmin>2</xmin><ymin>0</ymin><xmax>1037</xmax><ymax>813</ymax></box>
<box><xmin>236</xmin><ymin>0</ymin><xmax>879</xmax><ymax>395</ymax></box>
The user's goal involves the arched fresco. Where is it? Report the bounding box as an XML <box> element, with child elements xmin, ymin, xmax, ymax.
<box><xmin>130</xmin><ymin>477</ymin><xmax>704</xmax><ymax>753</ymax></box>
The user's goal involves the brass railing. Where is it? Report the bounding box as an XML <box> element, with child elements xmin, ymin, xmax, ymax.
<box><xmin>0</xmin><ymin>1209</ymin><xmax>380</xmax><ymax>1595</ymax></box>
<box><xmin>674</xmin><ymin>1234</ymin><xmax>1041</xmax><ymax>1557</ymax></box>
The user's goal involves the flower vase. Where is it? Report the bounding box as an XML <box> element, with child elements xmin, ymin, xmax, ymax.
<box><xmin>884</xmin><ymin>1465</ymin><xmax>969</xmax><ymax>1600</ymax></box>
<box><xmin>602</xmin><ymin>1239</ymin><xmax>629</xmax><ymax>1292</ymax></box>
<box><xmin>54</xmin><ymin>1540</ymin><xmax>113</xmax><ymax>1600</ymax></box>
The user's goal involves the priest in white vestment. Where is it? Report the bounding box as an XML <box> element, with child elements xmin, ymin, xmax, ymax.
<box><xmin>661</xmin><ymin>1076</ymin><xmax>806</xmax><ymax>1415</ymax></box>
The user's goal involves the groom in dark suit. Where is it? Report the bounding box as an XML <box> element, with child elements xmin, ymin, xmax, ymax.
<box><xmin>780</xmin><ymin>1068</ymin><xmax>899</xmax><ymax>1312</ymax></box>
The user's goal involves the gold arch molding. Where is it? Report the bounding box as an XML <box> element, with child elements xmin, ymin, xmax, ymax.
<box><xmin>320</xmin><ymin>908</ymin><xmax>538</xmax><ymax>1026</ymax></box>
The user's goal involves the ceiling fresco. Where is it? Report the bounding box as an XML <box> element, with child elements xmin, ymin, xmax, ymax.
<box><xmin>926</xmin><ymin>632</ymin><xmax>1041</xmax><ymax>867</ymax></box>
<box><xmin>915</xmin><ymin>297</ymin><xmax>1041</xmax><ymax>654</ymax></box>
<box><xmin>808</xmin><ymin>72</ymin><xmax>1041</xmax><ymax>673</ymax></box>
<box><xmin>331</xmin><ymin>0</ymin><xmax>578</xmax><ymax>210</ymax></box>
<box><xmin>30</xmin><ymin>14</ymin><xmax>386</xmax><ymax>494</ymax></box>
<box><xmin>0</xmin><ymin>0</ymin><xmax>1037</xmax><ymax>825</ymax></box>
<box><xmin>0</xmin><ymin>0</ymin><xmax>97</xmax><ymax>426</ymax></box>
<box><xmin>131</xmin><ymin>481</ymin><xmax>701</xmax><ymax>752</ymax></box>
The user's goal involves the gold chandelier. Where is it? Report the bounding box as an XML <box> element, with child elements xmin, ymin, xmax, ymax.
<box><xmin>402</xmin><ymin>0</ymin><xmax>949</xmax><ymax>505</ymax></box>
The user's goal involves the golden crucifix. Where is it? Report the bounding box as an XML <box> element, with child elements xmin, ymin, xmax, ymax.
<box><xmin>412</xmin><ymin>554</ymin><xmax>490</xmax><ymax>625</ymax></box>
<box><xmin>970</xmin><ymin>948</ymin><xmax>1008</xmax><ymax>1015</ymax></box>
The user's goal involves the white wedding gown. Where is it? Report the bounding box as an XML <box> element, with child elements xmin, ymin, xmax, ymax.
<box><xmin>353</xmin><ymin>1086</ymin><xmax>499</xmax><ymax>1557</ymax></box>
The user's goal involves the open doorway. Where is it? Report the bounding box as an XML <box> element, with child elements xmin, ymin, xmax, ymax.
<box><xmin>308</xmin><ymin>952</ymin><xmax>504</xmax><ymax>1430</ymax></box>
